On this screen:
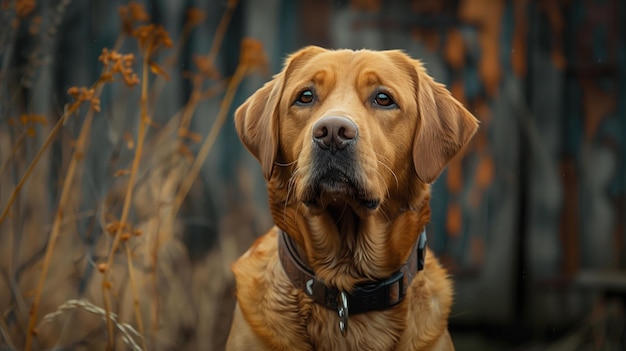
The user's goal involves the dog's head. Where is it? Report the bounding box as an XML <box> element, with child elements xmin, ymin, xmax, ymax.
<box><xmin>235</xmin><ymin>46</ymin><xmax>478</xmax><ymax>284</ymax></box>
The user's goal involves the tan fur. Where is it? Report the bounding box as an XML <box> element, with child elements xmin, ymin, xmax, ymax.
<box><xmin>227</xmin><ymin>47</ymin><xmax>478</xmax><ymax>350</ymax></box>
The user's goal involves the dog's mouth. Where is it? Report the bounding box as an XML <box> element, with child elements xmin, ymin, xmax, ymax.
<box><xmin>302</xmin><ymin>166</ymin><xmax>380</xmax><ymax>221</ymax></box>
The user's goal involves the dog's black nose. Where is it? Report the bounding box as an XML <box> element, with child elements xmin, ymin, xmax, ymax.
<box><xmin>312</xmin><ymin>116</ymin><xmax>358</xmax><ymax>151</ymax></box>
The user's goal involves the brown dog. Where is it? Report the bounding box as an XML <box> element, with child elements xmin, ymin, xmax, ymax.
<box><xmin>226</xmin><ymin>46</ymin><xmax>478</xmax><ymax>351</ymax></box>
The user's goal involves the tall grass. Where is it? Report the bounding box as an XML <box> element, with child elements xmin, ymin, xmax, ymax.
<box><xmin>0</xmin><ymin>1</ymin><xmax>266</xmax><ymax>349</ymax></box>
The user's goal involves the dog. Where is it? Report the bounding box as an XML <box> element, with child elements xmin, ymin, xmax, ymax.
<box><xmin>226</xmin><ymin>46</ymin><xmax>478</xmax><ymax>351</ymax></box>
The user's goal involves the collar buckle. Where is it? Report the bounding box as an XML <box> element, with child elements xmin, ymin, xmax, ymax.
<box><xmin>337</xmin><ymin>291</ymin><xmax>349</xmax><ymax>337</ymax></box>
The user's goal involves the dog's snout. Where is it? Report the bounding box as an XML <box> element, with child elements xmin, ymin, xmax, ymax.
<box><xmin>312</xmin><ymin>116</ymin><xmax>358</xmax><ymax>151</ymax></box>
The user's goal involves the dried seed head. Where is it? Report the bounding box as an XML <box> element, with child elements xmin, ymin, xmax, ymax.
<box><xmin>67</xmin><ymin>87</ymin><xmax>98</xmax><ymax>109</ymax></box>
<box><xmin>105</xmin><ymin>222</ymin><xmax>118</xmax><ymax>235</ymax></box>
<box><xmin>132</xmin><ymin>24</ymin><xmax>173</xmax><ymax>52</ymax></box>
<box><xmin>119</xmin><ymin>2</ymin><xmax>149</xmax><ymax>34</ymax></box>
<box><xmin>193</xmin><ymin>55</ymin><xmax>220</xmax><ymax>80</ymax></box>
<box><xmin>177</xmin><ymin>143</ymin><xmax>194</xmax><ymax>163</ymax></box>
<box><xmin>114</xmin><ymin>169</ymin><xmax>130</xmax><ymax>177</ymax></box>
<box><xmin>186</xmin><ymin>8</ymin><xmax>206</xmax><ymax>27</ymax></box>
<box><xmin>16</xmin><ymin>0</ymin><xmax>35</xmax><ymax>18</ymax></box>
<box><xmin>128</xmin><ymin>2</ymin><xmax>149</xmax><ymax>22</ymax></box>
<box><xmin>239</xmin><ymin>39</ymin><xmax>268</xmax><ymax>75</ymax></box>
<box><xmin>67</xmin><ymin>86</ymin><xmax>79</xmax><ymax>97</ymax></box>
<box><xmin>98</xmin><ymin>49</ymin><xmax>139</xmax><ymax>87</ymax></box>
<box><xmin>97</xmin><ymin>263</ymin><xmax>107</xmax><ymax>273</ymax></box>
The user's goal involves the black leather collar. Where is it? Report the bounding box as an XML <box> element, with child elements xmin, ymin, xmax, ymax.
<box><xmin>278</xmin><ymin>228</ymin><xmax>427</xmax><ymax>315</ymax></box>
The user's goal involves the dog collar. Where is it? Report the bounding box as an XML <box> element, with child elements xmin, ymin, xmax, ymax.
<box><xmin>278</xmin><ymin>228</ymin><xmax>427</xmax><ymax>336</ymax></box>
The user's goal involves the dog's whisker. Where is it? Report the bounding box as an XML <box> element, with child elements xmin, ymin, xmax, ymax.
<box><xmin>274</xmin><ymin>160</ymin><xmax>297</xmax><ymax>167</ymax></box>
<box><xmin>372</xmin><ymin>151</ymin><xmax>399</xmax><ymax>190</ymax></box>
<box><xmin>379</xmin><ymin>161</ymin><xmax>399</xmax><ymax>190</ymax></box>
<box><xmin>367</xmin><ymin>159</ymin><xmax>393</xmax><ymax>200</ymax></box>
<box><xmin>359</xmin><ymin>152</ymin><xmax>397</xmax><ymax>194</ymax></box>
<box><xmin>283</xmin><ymin>168</ymin><xmax>300</xmax><ymax>223</ymax></box>
<box><xmin>379</xmin><ymin>206</ymin><xmax>391</xmax><ymax>223</ymax></box>
<box><xmin>336</xmin><ymin>202</ymin><xmax>348</xmax><ymax>224</ymax></box>
<box><xmin>295</xmin><ymin>201</ymin><xmax>303</xmax><ymax>220</ymax></box>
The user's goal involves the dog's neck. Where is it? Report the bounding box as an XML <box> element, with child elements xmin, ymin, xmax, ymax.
<box><xmin>278</xmin><ymin>227</ymin><xmax>427</xmax><ymax>314</ymax></box>
<box><xmin>268</xmin><ymin>176</ymin><xmax>432</xmax><ymax>292</ymax></box>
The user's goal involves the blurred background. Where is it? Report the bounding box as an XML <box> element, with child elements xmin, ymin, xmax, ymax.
<box><xmin>0</xmin><ymin>0</ymin><xmax>624</xmax><ymax>350</ymax></box>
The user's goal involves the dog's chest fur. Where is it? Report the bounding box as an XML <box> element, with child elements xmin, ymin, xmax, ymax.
<box><xmin>232</xmin><ymin>228</ymin><xmax>452</xmax><ymax>351</ymax></box>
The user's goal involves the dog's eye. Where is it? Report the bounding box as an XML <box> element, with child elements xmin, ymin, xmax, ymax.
<box><xmin>296</xmin><ymin>90</ymin><xmax>315</xmax><ymax>105</ymax></box>
<box><xmin>373</xmin><ymin>92</ymin><xmax>396</xmax><ymax>108</ymax></box>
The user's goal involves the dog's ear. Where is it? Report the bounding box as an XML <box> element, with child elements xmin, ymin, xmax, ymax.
<box><xmin>235</xmin><ymin>46</ymin><xmax>326</xmax><ymax>180</ymax></box>
<box><xmin>235</xmin><ymin>76</ymin><xmax>282</xmax><ymax>180</ymax></box>
<box><xmin>411</xmin><ymin>62</ymin><xmax>479</xmax><ymax>183</ymax></box>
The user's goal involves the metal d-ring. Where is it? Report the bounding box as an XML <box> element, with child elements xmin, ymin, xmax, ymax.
<box><xmin>337</xmin><ymin>291</ymin><xmax>349</xmax><ymax>337</ymax></box>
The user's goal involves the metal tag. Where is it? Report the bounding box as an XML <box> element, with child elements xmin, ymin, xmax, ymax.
<box><xmin>337</xmin><ymin>291</ymin><xmax>349</xmax><ymax>337</ymax></box>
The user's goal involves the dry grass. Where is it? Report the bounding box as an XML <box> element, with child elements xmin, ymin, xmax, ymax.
<box><xmin>0</xmin><ymin>1</ymin><xmax>266</xmax><ymax>350</ymax></box>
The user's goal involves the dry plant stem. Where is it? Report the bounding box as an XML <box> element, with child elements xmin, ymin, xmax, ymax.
<box><xmin>103</xmin><ymin>46</ymin><xmax>152</xmax><ymax>351</ymax></box>
<box><xmin>207</xmin><ymin>0</ymin><xmax>239</xmax><ymax>64</ymax></box>
<box><xmin>149</xmin><ymin>188</ymin><xmax>166</xmax><ymax>338</ymax></box>
<box><xmin>149</xmin><ymin>227</ymin><xmax>159</xmax><ymax>344</ymax></box>
<box><xmin>125</xmin><ymin>243</ymin><xmax>146</xmax><ymax>351</ymax></box>
<box><xmin>0</xmin><ymin>103</ymin><xmax>81</xmax><ymax>227</ymax></box>
<box><xmin>1</xmin><ymin>133</ymin><xmax>27</xmax><ymax>334</ymax></box>
<box><xmin>0</xmin><ymin>131</ymin><xmax>27</xmax><ymax>176</ymax></box>
<box><xmin>178</xmin><ymin>88</ymin><xmax>202</xmax><ymax>136</ymax></box>
<box><xmin>23</xmin><ymin>87</ymin><xmax>102</xmax><ymax>351</ymax></box>
<box><xmin>170</xmin><ymin>63</ymin><xmax>248</xmax><ymax>219</ymax></box>
<box><xmin>148</xmin><ymin>20</ymin><xmax>194</xmax><ymax>106</ymax></box>
<box><xmin>178</xmin><ymin>79</ymin><xmax>226</xmax><ymax>135</ymax></box>
<box><xmin>178</xmin><ymin>0</ymin><xmax>238</xmax><ymax>133</ymax></box>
